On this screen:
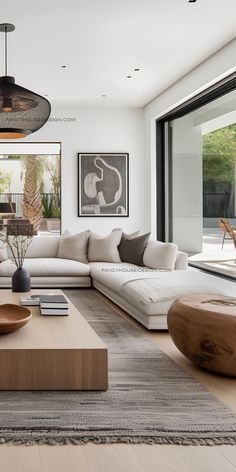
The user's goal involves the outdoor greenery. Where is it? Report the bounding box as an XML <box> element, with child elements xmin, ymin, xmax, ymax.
<box><xmin>41</xmin><ymin>193</ymin><xmax>61</xmax><ymax>219</ymax></box>
<box><xmin>41</xmin><ymin>155</ymin><xmax>61</xmax><ymax>219</ymax></box>
<box><xmin>6</xmin><ymin>153</ymin><xmax>61</xmax><ymax>222</ymax></box>
<box><xmin>0</xmin><ymin>169</ymin><xmax>12</xmax><ymax>193</ymax></box>
<box><xmin>0</xmin><ymin>154</ymin><xmax>61</xmax><ymax>232</ymax></box>
<box><xmin>203</xmin><ymin>123</ymin><xmax>236</xmax><ymax>192</ymax></box>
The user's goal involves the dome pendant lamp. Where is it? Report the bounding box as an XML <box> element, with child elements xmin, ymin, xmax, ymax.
<box><xmin>0</xmin><ymin>23</ymin><xmax>51</xmax><ymax>139</ymax></box>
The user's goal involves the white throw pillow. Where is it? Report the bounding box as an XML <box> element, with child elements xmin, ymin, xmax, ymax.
<box><xmin>143</xmin><ymin>240</ymin><xmax>178</xmax><ymax>271</ymax></box>
<box><xmin>0</xmin><ymin>241</ymin><xmax>8</xmax><ymax>262</ymax></box>
<box><xmin>88</xmin><ymin>229</ymin><xmax>122</xmax><ymax>262</ymax></box>
<box><xmin>57</xmin><ymin>230</ymin><xmax>90</xmax><ymax>264</ymax></box>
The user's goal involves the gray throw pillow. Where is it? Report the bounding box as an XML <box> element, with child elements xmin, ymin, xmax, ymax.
<box><xmin>118</xmin><ymin>232</ymin><xmax>151</xmax><ymax>266</ymax></box>
<box><xmin>57</xmin><ymin>230</ymin><xmax>90</xmax><ymax>264</ymax></box>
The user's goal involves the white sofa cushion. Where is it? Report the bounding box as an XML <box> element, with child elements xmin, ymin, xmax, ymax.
<box><xmin>143</xmin><ymin>240</ymin><xmax>178</xmax><ymax>270</ymax></box>
<box><xmin>0</xmin><ymin>258</ymin><xmax>90</xmax><ymax>277</ymax></box>
<box><xmin>121</xmin><ymin>272</ymin><xmax>236</xmax><ymax>315</ymax></box>
<box><xmin>90</xmin><ymin>262</ymin><xmax>235</xmax><ymax>316</ymax></box>
<box><xmin>175</xmin><ymin>251</ymin><xmax>188</xmax><ymax>270</ymax></box>
<box><xmin>0</xmin><ymin>242</ymin><xmax>8</xmax><ymax>262</ymax></box>
<box><xmin>24</xmin><ymin>236</ymin><xmax>59</xmax><ymax>258</ymax></box>
<box><xmin>88</xmin><ymin>229</ymin><xmax>122</xmax><ymax>262</ymax></box>
<box><xmin>90</xmin><ymin>261</ymin><xmax>144</xmax><ymax>290</ymax></box>
<box><xmin>57</xmin><ymin>230</ymin><xmax>90</xmax><ymax>264</ymax></box>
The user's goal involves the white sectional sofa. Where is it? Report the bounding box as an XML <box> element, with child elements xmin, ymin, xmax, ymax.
<box><xmin>0</xmin><ymin>236</ymin><xmax>91</xmax><ymax>288</ymax></box>
<box><xmin>0</xmin><ymin>235</ymin><xmax>235</xmax><ymax>329</ymax></box>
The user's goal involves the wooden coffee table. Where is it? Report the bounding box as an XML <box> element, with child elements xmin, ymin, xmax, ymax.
<box><xmin>168</xmin><ymin>295</ymin><xmax>236</xmax><ymax>376</ymax></box>
<box><xmin>0</xmin><ymin>289</ymin><xmax>108</xmax><ymax>390</ymax></box>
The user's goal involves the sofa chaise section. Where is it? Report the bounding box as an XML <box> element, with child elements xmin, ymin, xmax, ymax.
<box><xmin>90</xmin><ymin>261</ymin><xmax>236</xmax><ymax>330</ymax></box>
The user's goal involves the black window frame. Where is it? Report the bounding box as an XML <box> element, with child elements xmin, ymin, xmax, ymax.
<box><xmin>156</xmin><ymin>72</ymin><xmax>236</xmax><ymax>241</ymax></box>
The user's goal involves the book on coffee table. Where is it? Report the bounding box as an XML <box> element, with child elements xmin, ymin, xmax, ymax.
<box><xmin>40</xmin><ymin>308</ymin><xmax>69</xmax><ymax>316</ymax></box>
<box><xmin>21</xmin><ymin>297</ymin><xmax>40</xmax><ymax>306</ymax></box>
<box><xmin>39</xmin><ymin>294</ymin><xmax>69</xmax><ymax>316</ymax></box>
<box><xmin>39</xmin><ymin>295</ymin><xmax>69</xmax><ymax>309</ymax></box>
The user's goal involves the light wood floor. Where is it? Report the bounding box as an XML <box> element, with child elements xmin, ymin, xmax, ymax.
<box><xmin>1</xmin><ymin>290</ymin><xmax>236</xmax><ymax>472</ymax></box>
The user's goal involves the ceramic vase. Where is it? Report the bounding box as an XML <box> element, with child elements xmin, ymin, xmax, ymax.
<box><xmin>12</xmin><ymin>267</ymin><xmax>31</xmax><ymax>292</ymax></box>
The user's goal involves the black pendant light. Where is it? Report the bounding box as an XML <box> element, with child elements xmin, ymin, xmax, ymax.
<box><xmin>0</xmin><ymin>23</ymin><xmax>51</xmax><ymax>139</ymax></box>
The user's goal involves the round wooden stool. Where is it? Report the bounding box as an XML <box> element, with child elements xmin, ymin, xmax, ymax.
<box><xmin>167</xmin><ymin>295</ymin><xmax>236</xmax><ymax>376</ymax></box>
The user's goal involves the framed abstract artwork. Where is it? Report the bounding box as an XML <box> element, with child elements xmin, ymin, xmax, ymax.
<box><xmin>78</xmin><ymin>153</ymin><xmax>129</xmax><ymax>217</ymax></box>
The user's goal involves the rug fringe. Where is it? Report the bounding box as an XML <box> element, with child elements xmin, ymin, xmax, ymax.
<box><xmin>1</xmin><ymin>436</ymin><xmax>236</xmax><ymax>446</ymax></box>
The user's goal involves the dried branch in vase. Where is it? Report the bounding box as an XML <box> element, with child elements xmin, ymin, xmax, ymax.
<box><xmin>0</xmin><ymin>231</ymin><xmax>32</xmax><ymax>269</ymax></box>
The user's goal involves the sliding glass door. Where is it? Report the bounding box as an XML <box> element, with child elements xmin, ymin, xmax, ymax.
<box><xmin>156</xmin><ymin>74</ymin><xmax>236</xmax><ymax>254</ymax></box>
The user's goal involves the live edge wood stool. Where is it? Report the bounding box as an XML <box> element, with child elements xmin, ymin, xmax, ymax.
<box><xmin>167</xmin><ymin>295</ymin><xmax>236</xmax><ymax>376</ymax></box>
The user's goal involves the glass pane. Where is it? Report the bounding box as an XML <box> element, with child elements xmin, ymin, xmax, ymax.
<box><xmin>170</xmin><ymin>89</ymin><xmax>236</xmax><ymax>255</ymax></box>
<box><xmin>0</xmin><ymin>148</ymin><xmax>61</xmax><ymax>236</ymax></box>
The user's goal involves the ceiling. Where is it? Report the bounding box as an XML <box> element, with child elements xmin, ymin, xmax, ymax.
<box><xmin>191</xmin><ymin>89</ymin><xmax>236</xmax><ymax>134</ymax></box>
<box><xmin>1</xmin><ymin>0</ymin><xmax>236</xmax><ymax>107</ymax></box>
<box><xmin>193</xmin><ymin>91</ymin><xmax>236</xmax><ymax>126</ymax></box>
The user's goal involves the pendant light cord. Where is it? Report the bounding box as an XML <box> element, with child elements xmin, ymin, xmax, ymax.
<box><xmin>4</xmin><ymin>25</ymin><xmax>7</xmax><ymax>76</ymax></box>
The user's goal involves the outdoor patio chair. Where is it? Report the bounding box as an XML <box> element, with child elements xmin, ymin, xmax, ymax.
<box><xmin>218</xmin><ymin>218</ymin><xmax>236</xmax><ymax>249</ymax></box>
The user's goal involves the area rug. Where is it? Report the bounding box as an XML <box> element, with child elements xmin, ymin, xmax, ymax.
<box><xmin>1</xmin><ymin>288</ymin><xmax>236</xmax><ymax>445</ymax></box>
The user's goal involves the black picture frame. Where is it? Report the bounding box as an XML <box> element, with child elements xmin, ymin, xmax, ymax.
<box><xmin>78</xmin><ymin>153</ymin><xmax>129</xmax><ymax>217</ymax></box>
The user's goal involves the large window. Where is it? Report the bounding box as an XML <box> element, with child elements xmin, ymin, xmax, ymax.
<box><xmin>156</xmin><ymin>74</ymin><xmax>236</xmax><ymax>255</ymax></box>
<box><xmin>0</xmin><ymin>143</ymin><xmax>61</xmax><ymax>235</ymax></box>
<box><xmin>203</xmin><ymin>123</ymin><xmax>236</xmax><ymax>221</ymax></box>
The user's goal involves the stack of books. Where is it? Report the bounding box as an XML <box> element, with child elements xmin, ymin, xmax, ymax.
<box><xmin>39</xmin><ymin>295</ymin><xmax>69</xmax><ymax>316</ymax></box>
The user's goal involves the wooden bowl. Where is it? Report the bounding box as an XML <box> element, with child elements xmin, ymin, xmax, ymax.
<box><xmin>0</xmin><ymin>304</ymin><xmax>32</xmax><ymax>334</ymax></box>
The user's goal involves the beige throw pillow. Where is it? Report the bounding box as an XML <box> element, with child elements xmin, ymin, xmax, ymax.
<box><xmin>88</xmin><ymin>229</ymin><xmax>122</xmax><ymax>262</ymax></box>
<box><xmin>57</xmin><ymin>230</ymin><xmax>90</xmax><ymax>264</ymax></box>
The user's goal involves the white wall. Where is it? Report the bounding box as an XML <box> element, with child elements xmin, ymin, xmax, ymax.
<box><xmin>172</xmin><ymin>116</ymin><xmax>202</xmax><ymax>252</ymax></box>
<box><xmin>3</xmin><ymin>106</ymin><xmax>145</xmax><ymax>235</ymax></box>
<box><xmin>144</xmin><ymin>38</ymin><xmax>236</xmax><ymax>243</ymax></box>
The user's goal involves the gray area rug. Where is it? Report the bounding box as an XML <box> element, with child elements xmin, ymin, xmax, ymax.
<box><xmin>1</xmin><ymin>288</ymin><xmax>236</xmax><ymax>445</ymax></box>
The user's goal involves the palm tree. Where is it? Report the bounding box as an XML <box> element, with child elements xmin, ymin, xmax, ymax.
<box><xmin>22</xmin><ymin>155</ymin><xmax>44</xmax><ymax>234</ymax></box>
